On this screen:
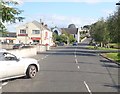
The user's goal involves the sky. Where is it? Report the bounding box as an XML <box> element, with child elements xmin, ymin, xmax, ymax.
<box><xmin>4</xmin><ymin>0</ymin><xmax>119</xmax><ymax>32</ymax></box>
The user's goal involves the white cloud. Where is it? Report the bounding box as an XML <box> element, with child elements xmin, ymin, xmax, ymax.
<box><xmin>3</xmin><ymin>0</ymin><xmax>118</xmax><ymax>3</ymax></box>
<box><xmin>25</xmin><ymin>0</ymin><xmax>117</xmax><ymax>3</ymax></box>
<box><xmin>3</xmin><ymin>0</ymin><xmax>23</xmax><ymax>4</ymax></box>
<box><xmin>6</xmin><ymin>14</ymin><xmax>97</xmax><ymax>32</ymax></box>
<box><xmin>102</xmin><ymin>9</ymin><xmax>115</xmax><ymax>16</ymax></box>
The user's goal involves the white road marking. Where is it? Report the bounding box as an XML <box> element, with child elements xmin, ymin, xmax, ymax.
<box><xmin>0</xmin><ymin>87</ymin><xmax>2</xmax><ymax>94</ymax></box>
<box><xmin>44</xmin><ymin>55</ymin><xmax>49</xmax><ymax>58</ymax></box>
<box><xmin>78</xmin><ymin>66</ymin><xmax>80</xmax><ymax>69</ymax></box>
<box><xmin>84</xmin><ymin>81</ymin><xmax>92</xmax><ymax>94</ymax></box>
<box><xmin>75</xmin><ymin>59</ymin><xmax>78</xmax><ymax>64</ymax></box>
<box><xmin>2</xmin><ymin>82</ymin><xmax>8</xmax><ymax>86</ymax></box>
<box><xmin>39</xmin><ymin>55</ymin><xmax>49</xmax><ymax>61</ymax></box>
<box><xmin>0</xmin><ymin>81</ymin><xmax>8</xmax><ymax>94</ymax></box>
<box><xmin>41</xmin><ymin>58</ymin><xmax>44</xmax><ymax>60</ymax></box>
<box><xmin>75</xmin><ymin>55</ymin><xmax>76</xmax><ymax>58</ymax></box>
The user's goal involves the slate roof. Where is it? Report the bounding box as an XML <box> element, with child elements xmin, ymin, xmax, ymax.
<box><xmin>32</xmin><ymin>20</ymin><xmax>50</xmax><ymax>31</ymax></box>
<box><xmin>61</xmin><ymin>28</ymin><xmax>78</xmax><ymax>34</ymax></box>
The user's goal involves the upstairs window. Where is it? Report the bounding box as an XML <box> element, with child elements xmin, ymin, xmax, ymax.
<box><xmin>20</xmin><ymin>29</ymin><xmax>26</xmax><ymax>34</ymax></box>
<box><xmin>32</xmin><ymin>30</ymin><xmax>40</xmax><ymax>34</ymax></box>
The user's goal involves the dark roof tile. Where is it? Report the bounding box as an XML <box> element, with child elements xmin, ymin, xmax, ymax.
<box><xmin>61</xmin><ymin>28</ymin><xmax>78</xmax><ymax>34</ymax></box>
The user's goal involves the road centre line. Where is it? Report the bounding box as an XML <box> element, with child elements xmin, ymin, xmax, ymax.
<box><xmin>84</xmin><ymin>81</ymin><xmax>92</xmax><ymax>94</ymax></box>
<box><xmin>75</xmin><ymin>55</ymin><xmax>76</xmax><ymax>58</ymax></box>
<box><xmin>0</xmin><ymin>87</ymin><xmax>2</xmax><ymax>94</ymax></box>
<box><xmin>0</xmin><ymin>82</ymin><xmax>8</xmax><ymax>92</ymax></box>
<box><xmin>39</xmin><ymin>55</ymin><xmax>49</xmax><ymax>61</ymax></box>
<box><xmin>75</xmin><ymin>58</ymin><xmax>78</xmax><ymax>64</ymax></box>
<box><xmin>2</xmin><ymin>82</ymin><xmax>8</xmax><ymax>86</ymax></box>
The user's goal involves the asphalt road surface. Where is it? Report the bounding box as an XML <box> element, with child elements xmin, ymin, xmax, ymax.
<box><xmin>1</xmin><ymin>38</ymin><xmax>120</xmax><ymax>93</ymax></box>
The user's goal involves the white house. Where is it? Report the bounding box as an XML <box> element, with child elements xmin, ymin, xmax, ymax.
<box><xmin>52</xmin><ymin>25</ymin><xmax>81</xmax><ymax>43</ymax></box>
<box><xmin>16</xmin><ymin>20</ymin><xmax>53</xmax><ymax>46</ymax></box>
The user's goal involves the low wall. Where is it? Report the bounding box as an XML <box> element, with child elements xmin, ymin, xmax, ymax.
<box><xmin>36</xmin><ymin>45</ymin><xmax>46</xmax><ymax>52</ymax></box>
<box><xmin>9</xmin><ymin>47</ymin><xmax>37</xmax><ymax>57</ymax></box>
<box><xmin>7</xmin><ymin>45</ymin><xmax>50</xmax><ymax>57</ymax></box>
<box><xmin>0</xmin><ymin>44</ymin><xmax>13</xmax><ymax>50</ymax></box>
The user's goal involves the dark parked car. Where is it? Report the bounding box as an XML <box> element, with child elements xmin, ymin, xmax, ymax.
<box><xmin>73</xmin><ymin>42</ymin><xmax>78</xmax><ymax>46</ymax></box>
<box><xmin>13</xmin><ymin>44</ymin><xmax>24</xmax><ymax>49</ymax></box>
<box><xmin>58</xmin><ymin>42</ymin><xmax>65</xmax><ymax>46</ymax></box>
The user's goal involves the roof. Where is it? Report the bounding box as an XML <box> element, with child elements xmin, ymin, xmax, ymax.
<box><xmin>61</xmin><ymin>28</ymin><xmax>78</xmax><ymax>34</ymax></box>
<box><xmin>32</xmin><ymin>20</ymin><xmax>50</xmax><ymax>31</ymax></box>
<box><xmin>51</xmin><ymin>27</ymin><xmax>62</xmax><ymax>32</ymax></box>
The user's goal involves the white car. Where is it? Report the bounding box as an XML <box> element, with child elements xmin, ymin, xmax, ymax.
<box><xmin>0</xmin><ymin>49</ymin><xmax>40</xmax><ymax>81</ymax></box>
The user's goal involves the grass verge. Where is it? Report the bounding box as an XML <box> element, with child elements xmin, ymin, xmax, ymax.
<box><xmin>87</xmin><ymin>46</ymin><xmax>120</xmax><ymax>63</ymax></box>
<box><xmin>87</xmin><ymin>46</ymin><xmax>117</xmax><ymax>50</ymax></box>
<box><xmin>104</xmin><ymin>53</ymin><xmax>120</xmax><ymax>63</ymax></box>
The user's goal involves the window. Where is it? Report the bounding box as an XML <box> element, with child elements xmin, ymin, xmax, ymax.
<box><xmin>32</xmin><ymin>30</ymin><xmax>40</xmax><ymax>34</ymax></box>
<box><xmin>20</xmin><ymin>29</ymin><xmax>26</xmax><ymax>34</ymax></box>
<box><xmin>0</xmin><ymin>52</ymin><xmax>17</xmax><ymax>61</ymax></box>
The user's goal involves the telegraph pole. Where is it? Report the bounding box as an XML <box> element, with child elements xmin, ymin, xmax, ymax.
<box><xmin>40</xmin><ymin>19</ymin><xmax>43</xmax><ymax>45</ymax></box>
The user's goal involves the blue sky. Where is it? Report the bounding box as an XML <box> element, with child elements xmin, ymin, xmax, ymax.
<box><xmin>5</xmin><ymin>0</ymin><xmax>118</xmax><ymax>32</ymax></box>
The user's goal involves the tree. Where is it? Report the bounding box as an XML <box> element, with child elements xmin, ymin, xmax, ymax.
<box><xmin>69</xmin><ymin>35</ymin><xmax>76</xmax><ymax>43</ymax></box>
<box><xmin>90</xmin><ymin>18</ymin><xmax>110</xmax><ymax>47</ymax></box>
<box><xmin>52</xmin><ymin>33</ymin><xmax>67</xmax><ymax>44</ymax></box>
<box><xmin>0</xmin><ymin>0</ymin><xmax>24</xmax><ymax>27</ymax></box>
<box><xmin>0</xmin><ymin>22</ymin><xmax>8</xmax><ymax>37</ymax></box>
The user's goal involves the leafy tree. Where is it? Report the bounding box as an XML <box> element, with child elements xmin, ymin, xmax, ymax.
<box><xmin>0</xmin><ymin>22</ymin><xmax>8</xmax><ymax>37</ymax></box>
<box><xmin>69</xmin><ymin>35</ymin><xmax>76</xmax><ymax>43</ymax></box>
<box><xmin>52</xmin><ymin>33</ymin><xmax>67</xmax><ymax>44</ymax></box>
<box><xmin>52</xmin><ymin>32</ymin><xmax>58</xmax><ymax>43</ymax></box>
<box><xmin>90</xmin><ymin>18</ymin><xmax>110</xmax><ymax>47</ymax></box>
<box><xmin>0</xmin><ymin>0</ymin><xmax>24</xmax><ymax>27</ymax></box>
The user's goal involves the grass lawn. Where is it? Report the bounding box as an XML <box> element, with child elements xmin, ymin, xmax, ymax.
<box><xmin>87</xmin><ymin>46</ymin><xmax>117</xmax><ymax>50</ymax></box>
<box><xmin>105</xmin><ymin>53</ymin><xmax>120</xmax><ymax>63</ymax></box>
<box><xmin>87</xmin><ymin>46</ymin><xmax>120</xmax><ymax>63</ymax></box>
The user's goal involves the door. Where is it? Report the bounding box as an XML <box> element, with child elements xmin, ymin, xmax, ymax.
<box><xmin>0</xmin><ymin>62</ymin><xmax>7</xmax><ymax>80</ymax></box>
<box><xmin>3</xmin><ymin>52</ymin><xmax>25</xmax><ymax>78</ymax></box>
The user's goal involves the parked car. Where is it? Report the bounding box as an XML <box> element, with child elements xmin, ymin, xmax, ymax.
<box><xmin>0</xmin><ymin>49</ymin><xmax>40</xmax><ymax>81</ymax></box>
<box><xmin>58</xmin><ymin>42</ymin><xmax>65</xmax><ymax>46</ymax></box>
<box><xmin>13</xmin><ymin>44</ymin><xmax>24</xmax><ymax>49</ymax></box>
<box><xmin>73</xmin><ymin>42</ymin><xmax>78</xmax><ymax>46</ymax></box>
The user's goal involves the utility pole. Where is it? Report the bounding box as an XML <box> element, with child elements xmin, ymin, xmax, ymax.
<box><xmin>40</xmin><ymin>19</ymin><xmax>43</xmax><ymax>45</ymax></box>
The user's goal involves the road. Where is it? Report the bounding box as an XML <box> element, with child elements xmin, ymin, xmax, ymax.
<box><xmin>2</xmin><ymin>38</ymin><xmax>120</xmax><ymax>93</ymax></box>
